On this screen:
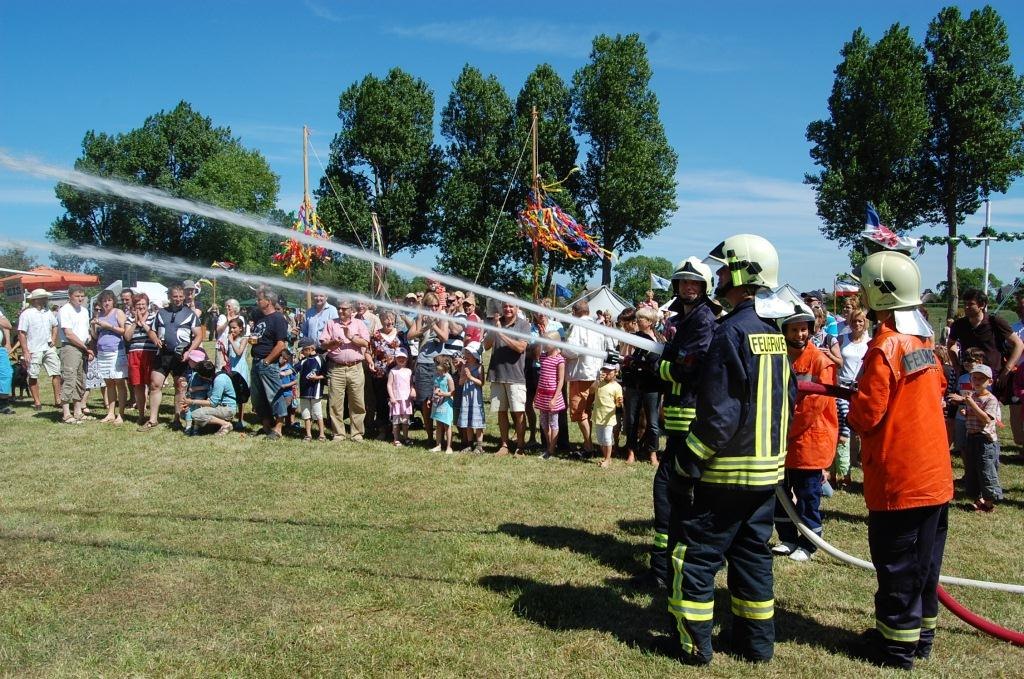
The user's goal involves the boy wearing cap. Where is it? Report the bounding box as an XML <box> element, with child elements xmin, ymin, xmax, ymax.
<box><xmin>17</xmin><ymin>288</ymin><xmax>61</xmax><ymax>411</ymax></box>
<box><xmin>950</xmin><ymin>364</ymin><xmax>1002</xmax><ymax>512</ymax></box>
<box><xmin>296</xmin><ymin>338</ymin><xmax>326</xmax><ymax>441</ymax></box>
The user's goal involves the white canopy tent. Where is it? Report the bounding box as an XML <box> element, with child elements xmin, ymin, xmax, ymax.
<box><xmin>104</xmin><ymin>279</ymin><xmax>168</xmax><ymax>308</ymax></box>
<box><xmin>559</xmin><ymin>285</ymin><xmax>631</xmax><ymax>321</ymax></box>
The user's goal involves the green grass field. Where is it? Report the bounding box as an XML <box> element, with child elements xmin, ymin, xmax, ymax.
<box><xmin>1</xmin><ymin>384</ymin><xmax>1023</xmax><ymax>677</ymax></box>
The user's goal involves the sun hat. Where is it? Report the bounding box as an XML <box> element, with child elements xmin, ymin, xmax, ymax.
<box><xmin>186</xmin><ymin>349</ymin><xmax>207</xmax><ymax>363</ymax></box>
<box><xmin>28</xmin><ymin>288</ymin><xmax>51</xmax><ymax>300</ymax></box>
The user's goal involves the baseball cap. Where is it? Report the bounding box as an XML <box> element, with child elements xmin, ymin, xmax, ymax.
<box><xmin>395</xmin><ymin>347</ymin><xmax>409</xmax><ymax>358</ymax></box>
<box><xmin>186</xmin><ymin>349</ymin><xmax>207</xmax><ymax>363</ymax></box>
<box><xmin>601</xmin><ymin>362</ymin><xmax>619</xmax><ymax>371</ymax></box>
<box><xmin>970</xmin><ymin>364</ymin><xmax>993</xmax><ymax>379</ymax></box>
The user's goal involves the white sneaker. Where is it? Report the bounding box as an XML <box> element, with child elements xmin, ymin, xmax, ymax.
<box><xmin>789</xmin><ymin>547</ymin><xmax>812</xmax><ymax>562</ymax></box>
<box><xmin>771</xmin><ymin>542</ymin><xmax>796</xmax><ymax>556</ymax></box>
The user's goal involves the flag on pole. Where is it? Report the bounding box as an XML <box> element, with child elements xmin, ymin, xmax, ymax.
<box><xmin>555</xmin><ymin>283</ymin><xmax>573</xmax><ymax>300</ymax></box>
<box><xmin>650</xmin><ymin>272</ymin><xmax>671</xmax><ymax>291</ymax></box>
<box><xmin>835</xmin><ymin>281</ymin><xmax>859</xmax><ymax>296</ymax></box>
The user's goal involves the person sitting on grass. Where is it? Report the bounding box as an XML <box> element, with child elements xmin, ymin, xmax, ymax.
<box><xmin>950</xmin><ymin>364</ymin><xmax>1003</xmax><ymax>513</ymax></box>
<box><xmin>296</xmin><ymin>337</ymin><xmax>326</xmax><ymax>442</ymax></box>
<box><xmin>183</xmin><ymin>360</ymin><xmax>237</xmax><ymax>436</ymax></box>
<box><xmin>430</xmin><ymin>354</ymin><xmax>456</xmax><ymax>454</ymax></box>
<box><xmin>590</xmin><ymin>362</ymin><xmax>623</xmax><ymax>468</ymax></box>
<box><xmin>182</xmin><ymin>351</ymin><xmax>212</xmax><ymax>435</ymax></box>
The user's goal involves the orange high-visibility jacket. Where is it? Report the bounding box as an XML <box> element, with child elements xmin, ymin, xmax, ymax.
<box><xmin>847</xmin><ymin>321</ymin><xmax>953</xmax><ymax>512</ymax></box>
<box><xmin>786</xmin><ymin>343</ymin><xmax>838</xmax><ymax>470</ymax></box>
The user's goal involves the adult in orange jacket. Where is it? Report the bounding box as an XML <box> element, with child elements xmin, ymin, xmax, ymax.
<box><xmin>847</xmin><ymin>251</ymin><xmax>953</xmax><ymax>670</ymax></box>
<box><xmin>772</xmin><ymin>304</ymin><xmax>837</xmax><ymax>562</ymax></box>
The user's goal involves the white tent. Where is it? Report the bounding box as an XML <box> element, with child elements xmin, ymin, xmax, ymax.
<box><xmin>104</xmin><ymin>279</ymin><xmax>168</xmax><ymax>308</ymax></box>
<box><xmin>560</xmin><ymin>285</ymin><xmax>631</xmax><ymax>321</ymax></box>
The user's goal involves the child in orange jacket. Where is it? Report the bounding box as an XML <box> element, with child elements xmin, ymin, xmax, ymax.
<box><xmin>773</xmin><ymin>307</ymin><xmax>838</xmax><ymax>562</ymax></box>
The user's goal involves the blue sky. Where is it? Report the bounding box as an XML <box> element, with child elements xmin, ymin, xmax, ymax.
<box><xmin>2</xmin><ymin>1</ymin><xmax>1023</xmax><ymax>294</ymax></box>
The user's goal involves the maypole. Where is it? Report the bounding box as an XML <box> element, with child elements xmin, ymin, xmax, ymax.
<box><xmin>271</xmin><ymin>125</ymin><xmax>333</xmax><ymax>307</ymax></box>
<box><xmin>302</xmin><ymin>125</ymin><xmax>312</xmax><ymax>309</ymax></box>
<box><xmin>531</xmin><ymin>106</ymin><xmax>540</xmax><ymax>301</ymax></box>
<box><xmin>518</xmin><ymin>113</ymin><xmax>613</xmax><ymax>295</ymax></box>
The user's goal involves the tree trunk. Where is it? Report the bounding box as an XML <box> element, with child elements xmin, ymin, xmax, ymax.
<box><xmin>945</xmin><ymin>213</ymin><xmax>958</xmax><ymax>320</ymax></box>
<box><xmin>542</xmin><ymin>251</ymin><xmax>555</xmax><ymax>302</ymax></box>
<box><xmin>601</xmin><ymin>233</ymin><xmax>613</xmax><ymax>286</ymax></box>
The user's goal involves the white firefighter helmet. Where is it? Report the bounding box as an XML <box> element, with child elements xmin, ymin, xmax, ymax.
<box><xmin>857</xmin><ymin>251</ymin><xmax>922</xmax><ymax>311</ymax></box>
<box><xmin>781</xmin><ymin>301</ymin><xmax>815</xmax><ymax>327</ymax></box>
<box><xmin>706</xmin><ymin>234</ymin><xmax>779</xmax><ymax>292</ymax></box>
<box><xmin>672</xmin><ymin>256</ymin><xmax>713</xmax><ymax>291</ymax></box>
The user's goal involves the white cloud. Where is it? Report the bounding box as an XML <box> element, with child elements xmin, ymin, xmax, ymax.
<box><xmin>305</xmin><ymin>0</ymin><xmax>343</xmax><ymax>23</ymax></box>
<box><xmin>385</xmin><ymin>20</ymin><xmax>593</xmax><ymax>59</ymax></box>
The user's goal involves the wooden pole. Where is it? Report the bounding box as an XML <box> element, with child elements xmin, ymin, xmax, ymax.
<box><xmin>531</xmin><ymin>106</ymin><xmax>540</xmax><ymax>301</ymax></box>
<box><xmin>303</xmin><ymin>125</ymin><xmax>312</xmax><ymax>309</ymax></box>
<box><xmin>371</xmin><ymin>212</ymin><xmax>386</xmax><ymax>299</ymax></box>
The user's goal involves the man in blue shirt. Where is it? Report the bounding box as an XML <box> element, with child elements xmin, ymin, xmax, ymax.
<box><xmin>302</xmin><ymin>293</ymin><xmax>338</xmax><ymax>348</ymax></box>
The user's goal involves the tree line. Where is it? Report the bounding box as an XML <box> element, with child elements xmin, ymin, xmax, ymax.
<box><xmin>47</xmin><ymin>11</ymin><xmax>1024</xmax><ymax>309</ymax></box>
<box><xmin>49</xmin><ymin>34</ymin><xmax>677</xmax><ymax>296</ymax></box>
<box><xmin>806</xmin><ymin>5</ymin><xmax>1024</xmax><ymax>316</ymax></box>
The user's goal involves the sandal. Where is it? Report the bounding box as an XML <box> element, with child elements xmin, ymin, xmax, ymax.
<box><xmin>138</xmin><ymin>421</ymin><xmax>158</xmax><ymax>431</ymax></box>
<box><xmin>302</xmin><ymin>435</ymin><xmax>312</xmax><ymax>442</ymax></box>
<box><xmin>62</xmin><ymin>416</ymin><xmax>81</xmax><ymax>425</ymax></box>
<box><xmin>215</xmin><ymin>425</ymin><xmax>232</xmax><ymax>436</ymax></box>
<box><xmin>317</xmin><ymin>435</ymin><xmax>327</xmax><ymax>441</ymax></box>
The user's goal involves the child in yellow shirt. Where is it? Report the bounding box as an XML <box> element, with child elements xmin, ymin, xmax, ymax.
<box><xmin>590</xmin><ymin>362</ymin><xmax>624</xmax><ymax>468</ymax></box>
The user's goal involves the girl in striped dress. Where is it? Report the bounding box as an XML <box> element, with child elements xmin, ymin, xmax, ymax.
<box><xmin>533</xmin><ymin>332</ymin><xmax>565</xmax><ymax>460</ymax></box>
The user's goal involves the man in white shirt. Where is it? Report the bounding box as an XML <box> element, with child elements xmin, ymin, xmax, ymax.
<box><xmin>17</xmin><ymin>288</ymin><xmax>61</xmax><ymax>411</ymax></box>
<box><xmin>561</xmin><ymin>300</ymin><xmax>617</xmax><ymax>456</ymax></box>
<box><xmin>58</xmin><ymin>284</ymin><xmax>93</xmax><ymax>423</ymax></box>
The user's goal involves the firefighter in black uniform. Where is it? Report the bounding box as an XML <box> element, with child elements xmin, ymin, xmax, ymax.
<box><xmin>637</xmin><ymin>257</ymin><xmax>718</xmax><ymax>590</ymax></box>
<box><xmin>667</xmin><ymin>234</ymin><xmax>796</xmax><ymax>665</ymax></box>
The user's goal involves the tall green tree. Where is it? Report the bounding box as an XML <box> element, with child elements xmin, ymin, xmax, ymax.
<box><xmin>805</xmin><ymin>25</ymin><xmax>931</xmax><ymax>247</ymax></box>
<box><xmin>0</xmin><ymin>248</ymin><xmax>35</xmax><ymax>272</ymax></box>
<box><xmin>435</xmin><ymin>65</ymin><xmax>522</xmax><ymax>290</ymax></box>
<box><xmin>514</xmin><ymin>63</ymin><xmax>591</xmax><ymax>297</ymax></box>
<box><xmin>935</xmin><ymin>267</ymin><xmax>1002</xmax><ymax>301</ymax></box>
<box><xmin>923</xmin><ymin>6</ymin><xmax>1024</xmax><ymax>317</ymax></box>
<box><xmin>613</xmin><ymin>254</ymin><xmax>673</xmax><ymax>306</ymax></box>
<box><xmin>49</xmin><ymin>101</ymin><xmax>280</xmax><ymax>270</ymax></box>
<box><xmin>572</xmin><ymin>34</ymin><xmax>678</xmax><ymax>286</ymax></box>
<box><xmin>316</xmin><ymin>68</ymin><xmax>444</xmax><ymax>259</ymax></box>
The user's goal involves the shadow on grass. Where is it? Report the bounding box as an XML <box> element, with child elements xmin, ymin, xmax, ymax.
<box><xmin>498</xmin><ymin>523</ymin><xmax>646</xmax><ymax>575</ymax></box>
<box><xmin>616</xmin><ymin>518</ymin><xmax>654</xmax><ymax>536</ymax></box>
<box><xmin>479</xmin><ymin>574</ymin><xmax>672</xmax><ymax>654</ymax></box>
<box><xmin>1</xmin><ymin>506</ymin><xmax>499</xmax><ymax>535</ymax></box>
<box><xmin>480</xmin><ymin>575</ymin><xmax>862</xmax><ymax>659</ymax></box>
<box><xmin>0</xmin><ymin>529</ymin><xmax>467</xmax><ymax>585</ymax></box>
<box><xmin>820</xmin><ymin>509</ymin><xmax>868</xmax><ymax>525</ymax></box>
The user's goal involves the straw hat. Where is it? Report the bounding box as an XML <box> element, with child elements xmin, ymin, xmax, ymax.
<box><xmin>28</xmin><ymin>288</ymin><xmax>51</xmax><ymax>300</ymax></box>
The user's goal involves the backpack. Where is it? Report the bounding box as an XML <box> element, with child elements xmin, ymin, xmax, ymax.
<box><xmin>229</xmin><ymin>370</ymin><xmax>250</xmax><ymax>404</ymax></box>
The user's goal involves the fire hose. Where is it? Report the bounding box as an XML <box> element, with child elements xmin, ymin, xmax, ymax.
<box><xmin>777</xmin><ymin>380</ymin><xmax>1024</xmax><ymax>646</ymax></box>
<box><xmin>774</xmin><ymin>488</ymin><xmax>1024</xmax><ymax>646</ymax></box>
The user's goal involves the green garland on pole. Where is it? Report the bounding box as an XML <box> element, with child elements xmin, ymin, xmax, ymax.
<box><xmin>918</xmin><ymin>228</ymin><xmax>1024</xmax><ymax>248</ymax></box>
